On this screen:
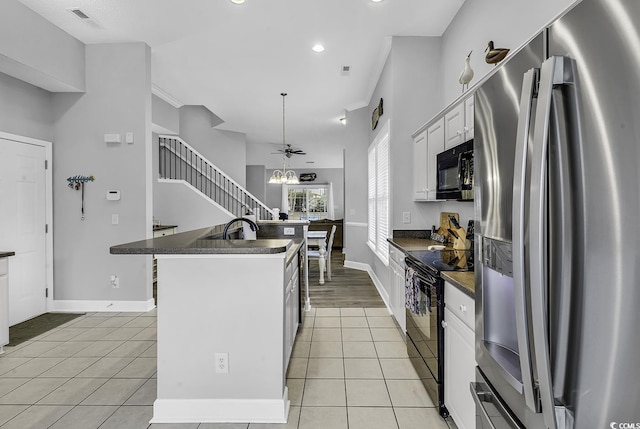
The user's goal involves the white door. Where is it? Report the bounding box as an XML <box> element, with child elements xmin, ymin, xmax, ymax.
<box><xmin>0</xmin><ymin>138</ymin><xmax>47</xmax><ymax>325</ymax></box>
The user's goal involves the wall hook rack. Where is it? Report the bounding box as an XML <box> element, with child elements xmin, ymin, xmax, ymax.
<box><xmin>67</xmin><ymin>175</ymin><xmax>95</xmax><ymax>221</ymax></box>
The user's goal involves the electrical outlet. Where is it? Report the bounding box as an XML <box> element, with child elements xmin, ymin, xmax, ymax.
<box><xmin>215</xmin><ymin>352</ymin><xmax>229</xmax><ymax>373</ymax></box>
<box><xmin>110</xmin><ymin>275</ymin><xmax>119</xmax><ymax>288</ymax></box>
<box><xmin>283</xmin><ymin>227</ymin><xmax>295</xmax><ymax>236</ymax></box>
<box><xmin>403</xmin><ymin>212</ymin><xmax>411</xmax><ymax>224</ymax></box>
<box><xmin>112</xmin><ymin>214</ymin><xmax>119</xmax><ymax>225</ymax></box>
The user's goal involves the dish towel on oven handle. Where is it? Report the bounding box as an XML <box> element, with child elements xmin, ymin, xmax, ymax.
<box><xmin>405</xmin><ymin>267</ymin><xmax>420</xmax><ymax>315</ymax></box>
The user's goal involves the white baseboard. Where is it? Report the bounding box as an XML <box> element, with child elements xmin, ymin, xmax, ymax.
<box><xmin>51</xmin><ymin>298</ymin><xmax>156</xmax><ymax>313</ymax></box>
<box><xmin>151</xmin><ymin>390</ymin><xmax>290</xmax><ymax>424</ymax></box>
<box><xmin>344</xmin><ymin>260</ymin><xmax>390</xmax><ymax>310</ymax></box>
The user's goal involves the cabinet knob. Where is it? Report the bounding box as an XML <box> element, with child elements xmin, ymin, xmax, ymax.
<box><xmin>460</xmin><ymin>304</ymin><xmax>466</xmax><ymax>313</ymax></box>
<box><xmin>456</xmin><ymin>130</ymin><xmax>462</xmax><ymax>136</ymax></box>
<box><xmin>464</xmin><ymin>126</ymin><xmax>469</xmax><ymax>132</ymax></box>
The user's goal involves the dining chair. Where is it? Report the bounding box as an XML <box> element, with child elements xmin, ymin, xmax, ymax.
<box><xmin>308</xmin><ymin>224</ymin><xmax>337</xmax><ymax>281</ymax></box>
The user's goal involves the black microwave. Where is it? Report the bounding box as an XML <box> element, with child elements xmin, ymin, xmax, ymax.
<box><xmin>436</xmin><ymin>139</ymin><xmax>474</xmax><ymax>201</ymax></box>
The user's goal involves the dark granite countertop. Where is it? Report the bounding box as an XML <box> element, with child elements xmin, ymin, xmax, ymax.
<box><xmin>153</xmin><ymin>224</ymin><xmax>178</xmax><ymax>231</ymax></box>
<box><xmin>387</xmin><ymin>237</ymin><xmax>455</xmax><ymax>253</ymax></box>
<box><xmin>388</xmin><ymin>233</ymin><xmax>475</xmax><ymax>299</ymax></box>
<box><xmin>0</xmin><ymin>251</ymin><xmax>15</xmax><ymax>258</ymax></box>
<box><xmin>111</xmin><ymin>224</ymin><xmax>294</xmax><ymax>255</ymax></box>
<box><xmin>441</xmin><ymin>272</ymin><xmax>475</xmax><ymax>298</ymax></box>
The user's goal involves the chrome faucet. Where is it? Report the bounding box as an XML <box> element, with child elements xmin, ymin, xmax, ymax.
<box><xmin>222</xmin><ymin>217</ymin><xmax>259</xmax><ymax>240</ymax></box>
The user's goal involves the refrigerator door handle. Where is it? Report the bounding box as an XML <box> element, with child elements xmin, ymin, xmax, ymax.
<box><xmin>512</xmin><ymin>67</ymin><xmax>539</xmax><ymax>413</ymax></box>
<box><xmin>529</xmin><ymin>55</ymin><xmax>576</xmax><ymax>429</ymax></box>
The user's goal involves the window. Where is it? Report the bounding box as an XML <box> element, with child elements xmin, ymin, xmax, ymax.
<box><xmin>286</xmin><ymin>185</ymin><xmax>333</xmax><ymax>220</ymax></box>
<box><xmin>368</xmin><ymin>121</ymin><xmax>390</xmax><ymax>264</ymax></box>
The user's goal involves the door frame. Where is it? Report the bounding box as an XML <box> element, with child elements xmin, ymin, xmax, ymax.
<box><xmin>0</xmin><ymin>131</ymin><xmax>54</xmax><ymax>314</ymax></box>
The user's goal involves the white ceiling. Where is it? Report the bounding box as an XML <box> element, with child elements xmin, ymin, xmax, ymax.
<box><xmin>17</xmin><ymin>0</ymin><xmax>464</xmax><ymax>168</ymax></box>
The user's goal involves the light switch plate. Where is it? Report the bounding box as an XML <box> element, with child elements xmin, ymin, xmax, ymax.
<box><xmin>403</xmin><ymin>212</ymin><xmax>411</xmax><ymax>224</ymax></box>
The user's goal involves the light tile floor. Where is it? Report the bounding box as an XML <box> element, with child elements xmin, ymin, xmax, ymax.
<box><xmin>0</xmin><ymin>308</ymin><xmax>454</xmax><ymax>429</ymax></box>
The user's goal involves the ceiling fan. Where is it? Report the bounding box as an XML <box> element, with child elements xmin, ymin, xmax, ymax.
<box><xmin>271</xmin><ymin>143</ymin><xmax>306</xmax><ymax>158</ymax></box>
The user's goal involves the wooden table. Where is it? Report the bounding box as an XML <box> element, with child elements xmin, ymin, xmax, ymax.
<box><xmin>307</xmin><ymin>230</ymin><xmax>328</xmax><ymax>285</ymax></box>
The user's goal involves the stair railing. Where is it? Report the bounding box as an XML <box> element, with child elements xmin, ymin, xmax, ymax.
<box><xmin>159</xmin><ymin>135</ymin><xmax>273</xmax><ymax>220</ymax></box>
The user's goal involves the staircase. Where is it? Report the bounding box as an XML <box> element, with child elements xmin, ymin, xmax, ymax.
<box><xmin>158</xmin><ymin>135</ymin><xmax>273</xmax><ymax>220</ymax></box>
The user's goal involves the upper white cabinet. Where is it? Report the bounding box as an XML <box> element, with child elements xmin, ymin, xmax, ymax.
<box><xmin>464</xmin><ymin>96</ymin><xmax>475</xmax><ymax>140</ymax></box>
<box><xmin>427</xmin><ymin>118</ymin><xmax>444</xmax><ymax>200</ymax></box>
<box><xmin>412</xmin><ymin>130</ymin><xmax>428</xmax><ymax>201</ymax></box>
<box><xmin>444</xmin><ymin>103</ymin><xmax>465</xmax><ymax>149</ymax></box>
<box><xmin>444</xmin><ymin>95</ymin><xmax>474</xmax><ymax>150</ymax></box>
<box><xmin>413</xmin><ymin>118</ymin><xmax>444</xmax><ymax>202</ymax></box>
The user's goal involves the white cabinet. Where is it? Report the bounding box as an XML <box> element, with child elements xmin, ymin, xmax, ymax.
<box><xmin>0</xmin><ymin>258</ymin><xmax>9</xmax><ymax>354</ymax></box>
<box><xmin>427</xmin><ymin>118</ymin><xmax>445</xmax><ymax>200</ymax></box>
<box><xmin>444</xmin><ymin>281</ymin><xmax>476</xmax><ymax>429</ymax></box>
<box><xmin>444</xmin><ymin>103</ymin><xmax>465</xmax><ymax>149</ymax></box>
<box><xmin>413</xmin><ymin>118</ymin><xmax>444</xmax><ymax>202</ymax></box>
<box><xmin>444</xmin><ymin>95</ymin><xmax>474</xmax><ymax>150</ymax></box>
<box><xmin>388</xmin><ymin>244</ymin><xmax>406</xmax><ymax>333</ymax></box>
<box><xmin>284</xmin><ymin>253</ymin><xmax>300</xmax><ymax>371</ymax></box>
<box><xmin>464</xmin><ymin>96</ymin><xmax>475</xmax><ymax>141</ymax></box>
<box><xmin>413</xmin><ymin>130</ymin><xmax>428</xmax><ymax>201</ymax></box>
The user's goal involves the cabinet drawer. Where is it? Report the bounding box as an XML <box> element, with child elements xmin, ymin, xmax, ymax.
<box><xmin>389</xmin><ymin>244</ymin><xmax>405</xmax><ymax>265</ymax></box>
<box><xmin>445</xmin><ymin>281</ymin><xmax>475</xmax><ymax>330</ymax></box>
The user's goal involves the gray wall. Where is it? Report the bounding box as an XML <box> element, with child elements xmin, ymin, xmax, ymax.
<box><xmin>440</xmin><ymin>0</ymin><xmax>576</xmax><ymax>106</ymax></box>
<box><xmin>0</xmin><ymin>72</ymin><xmax>53</xmax><ymax>141</ymax></box>
<box><xmin>246</xmin><ymin>165</ymin><xmax>267</xmax><ymax>203</ymax></box>
<box><xmin>52</xmin><ymin>43</ymin><xmax>152</xmax><ymax>302</ymax></box>
<box><xmin>152</xmin><ymin>95</ymin><xmax>180</xmax><ymax>134</ymax></box>
<box><xmin>343</xmin><ymin>107</ymin><xmax>373</xmax><ymax>266</ymax></box>
<box><xmin>178</xmin><ymin>105</ymin><xmax>247</xmax><ymax>187</ymax></box>
<box><xmin>264</xmin><ymin>168</ymin><xmax>345</xmax><ymax>220</ymax></box>
<box><xmin>0</xmin><ymin>0</ymin><xmax>85</xmax><ymax>92</ymax></box>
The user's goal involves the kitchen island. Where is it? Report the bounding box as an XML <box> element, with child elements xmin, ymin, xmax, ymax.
<box><xmin>111</xmin><ymin>224</ymin><xmax>304</xmax><ymax>424</ymax></box>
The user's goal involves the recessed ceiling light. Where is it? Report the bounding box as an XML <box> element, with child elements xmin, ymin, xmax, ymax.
<box><xmin>230</xmin><ymin>0</ymin><xmax>245</xmax><ymax>4</ymax></box>
<box><xmin>312</xmin><ymin>44</ymin><xmax>325</xmax><ymax>53</ymax></box>
<box><xmin>371</xmin><ymin>0</ymin><xmax>383</xmax><ymax>2</ymax></box>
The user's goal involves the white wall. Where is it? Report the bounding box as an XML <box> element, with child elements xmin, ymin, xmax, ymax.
<box><xmin>0</xmin><ymin>72</ymin><xmax>53</xmax><ymax>141</ymax></box>
<box><xmin>440</xmin><ymin>0</ymin><xmax>577</xmax><ymax>106</ymax></box>
<box><xmin>0</xmin><ymin>0</ymin><xmax>85</xmax><ymax>92</ymax></box>
<box><xmin>52</xmin><ymin>43</ymin><xmax>152</xmax><ymax>302</ymax></box>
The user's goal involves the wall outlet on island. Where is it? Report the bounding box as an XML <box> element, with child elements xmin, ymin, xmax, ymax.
<box><xmin>215</xmin><ymin>352</ymin><xmax>229</xmax><ymax>374</ymax></box>
<box><xmin>284</xmin><ymin>227</ymin><xmax>295</xmax><ymax>236</ymax></box>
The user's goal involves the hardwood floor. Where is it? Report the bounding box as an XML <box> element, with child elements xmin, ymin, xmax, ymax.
<box><xmin>308</xmin><ymin>250</ymin><xmax>386</xmax><ymax>308</ymax></box>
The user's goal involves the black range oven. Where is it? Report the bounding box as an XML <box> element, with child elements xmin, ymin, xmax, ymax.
<box><xmin>405</xmin><ymin>249</ymin><xmax>473</xmax><ymax>418</ymax></box>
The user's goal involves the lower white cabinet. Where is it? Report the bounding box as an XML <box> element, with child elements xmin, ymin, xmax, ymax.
<box><xmin>0</xmin><ymin>258</ymin><xmax>9</xmax><ymax>354</ymax></box>
<box><xmin>388</xmin><ymin>244</ymin><xmax>406</xmax><ymax>333</ymax></box>
<box><xmin>284</xmin><ymin>253</ymin><xmax>300</xmax><ymax>371</ymax></box>
<box><xmin>444</xmin><ymin>281</ymin><xmax>476</xmax><ymax>429</ymax></box>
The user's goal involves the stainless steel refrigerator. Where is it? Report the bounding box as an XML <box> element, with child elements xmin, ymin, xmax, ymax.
<box><xmin>473</xmin><ymin>0</ymin><xmax>640</xmax><ymax>427</ymax></box>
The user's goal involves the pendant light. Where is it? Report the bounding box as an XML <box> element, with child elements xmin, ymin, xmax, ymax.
<box><xmin>269</xmin><ymin>93</ymin><xmax>299</xmax><ymax>185</ymax></box>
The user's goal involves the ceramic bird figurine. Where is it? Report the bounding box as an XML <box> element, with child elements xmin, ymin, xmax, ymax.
<box><xmin>485</xmin><ymin>41</ymin><xmax>510</xmax><ymax>65</ymax></box>
<box><xmin>458</xmin><ymin>51</ymin><xmax>474</xmax><ymax>92</ymax></box>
